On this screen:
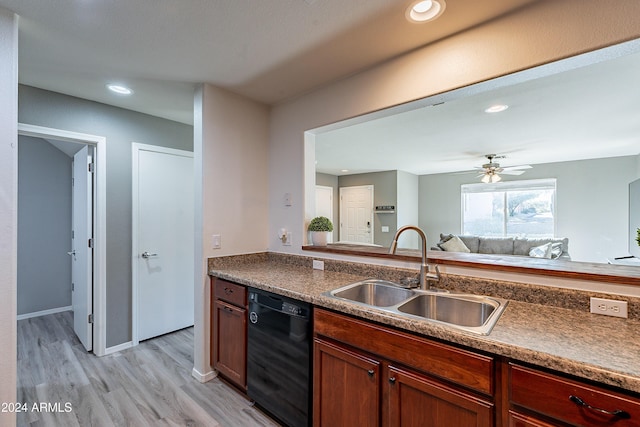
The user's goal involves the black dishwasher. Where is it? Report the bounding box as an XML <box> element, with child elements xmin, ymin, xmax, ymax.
<box><xmin>247</xmin><ymin>288</ymin><xmax>312</xmax><ymax>427</ymax></box>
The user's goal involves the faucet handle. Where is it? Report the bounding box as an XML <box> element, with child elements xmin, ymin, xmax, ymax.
<box><xmin>425</xmin><ymin>264</ymin><xmax>441</xmax><ymax>282</ymax></box>
<box><xmin>398</xmin><ymin>276</ymin><xmax>420</xmax><ymax>288</ymax></box>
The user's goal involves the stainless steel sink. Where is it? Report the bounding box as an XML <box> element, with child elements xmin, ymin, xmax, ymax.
<box><xmin>397</xmin><ymin>294</ymin><xmax>499</xmax><ymax>328</ymax></box>
<box><xmin>324</xmin><ymin>280</ymin><xmax>508</xmax><ymax>335</ymax></box>
<box><xmin>330</xmin><ymin>279</ymin><xmax>415</xmax><ymax>307</ymax></box>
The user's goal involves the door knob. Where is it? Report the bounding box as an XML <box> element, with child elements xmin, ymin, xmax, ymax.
<box><xmin>141</xmin><ymin>251</ymin><xmax>158</xmax><ymax>259</ymax></box>
<box><xmin>67</xmin><ymin>250</ymin><xmax>76</xmax><ymax>256</ymax></box>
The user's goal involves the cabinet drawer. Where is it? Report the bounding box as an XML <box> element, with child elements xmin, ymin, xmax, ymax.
<box><xmin>214</xmin><ymin>278</ymin><xmax>246</xmax><ymax>307</ymax></box>
<box><xmin>510</xmin><ymin>364</ymin><xmax>640</xmax><ymax>427</ymax></box>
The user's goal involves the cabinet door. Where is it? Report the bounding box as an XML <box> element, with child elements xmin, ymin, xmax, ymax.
<box><xmin>213</xmin><ymin>299</ymin><xmax>247</xmax><ymax>389</ymax></box>
<box><xmin>385</xmin><ymin>364</ymin><xmax>493</xmax><ymax>427</ymax></box>
<box><xmin>314</xmin><ymin>338</ymin><xmax>381</xmax><ymax>427</ymax></box>
<box><xmin>508</xmin><ymin>411</ymin><xmax>559</xmax><ymax>427</ymax></box>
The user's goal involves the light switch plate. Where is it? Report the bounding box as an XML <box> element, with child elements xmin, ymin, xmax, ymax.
<box><xmin>212</xmin><ymin>234</ymin><xmax>221</xmax><ymax>249</ymax></box>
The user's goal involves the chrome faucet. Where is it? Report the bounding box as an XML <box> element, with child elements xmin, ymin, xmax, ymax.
<box><xmin>389</xmin><ymin>225</ymin><xmax>440</xmax><ymax>290</ymax></box>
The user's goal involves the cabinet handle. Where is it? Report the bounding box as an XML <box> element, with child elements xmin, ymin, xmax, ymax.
<box><xmin>367</xmin><ymin>369</ymin><xmax>375</xmax><ymax>377</ymax></box>
<box><xmin>223</xmin><ymin>306</ymin><xmax>234</xmax><ymax>313</ymax></box>
<box><xmin>224</xmin><ymin>287</ymin><xmax>233</xmax><ymax>294</ymax></box>
<box><xmin>389</xmin><ymin>377</ymin><xmax>396</xmax><ymax>384</ymax></box>
<box><xmin>569</xmin><ymin>395</ymin><xmax>631</xmax><ymax>419</ymax></box>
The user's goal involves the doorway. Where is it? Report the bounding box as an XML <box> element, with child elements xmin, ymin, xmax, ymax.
<box><xmin>17</xmin><ymin>123</ymin><xmax>107</xmax><ymax>356</ymax></box>
<box><xmin>339</xmin><ymin>185</ymin><xmax>374</xmax><ymax>244</ymax></box>
<box><xmin>315</xmin><ymin>185</ymin><xmax>334</xmax><ymax>243</ymax></box>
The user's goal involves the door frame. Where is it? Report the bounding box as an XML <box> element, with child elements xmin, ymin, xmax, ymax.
<box><xmin>131</xmin><ymin>142</ymin><xmax>195</xmax><ymax>346</ymax></box>
<box><xmin>18</xmin><ymin>123</ymin><xmax>107</xmax><ymax>356</ymax></box>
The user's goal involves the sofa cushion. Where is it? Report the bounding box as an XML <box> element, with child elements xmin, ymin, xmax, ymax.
<box><xmin>478</xmin><ymin>237</ymin><xmax>515</xmax><ymax>254</ymax></box>
<box><xmin>514</xmin><ymin>237</ymin><xmax>568</xmax><ymax>257</ymax></box>
<box><xmin>439</xmin><ymin>235</ymin><xmax>471</xmax><ymax>253</ymax></box>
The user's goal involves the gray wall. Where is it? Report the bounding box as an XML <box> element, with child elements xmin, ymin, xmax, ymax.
<box><xmin>19</xmin><ymin>85</ymin><xmax>194</xmax><ymax>347</ymax></box>
<box><xmin>419</xmin><ymin>155</ymin><xmax>637</xmax><ymax>263</ymax></box>
<box><xmin>338</xmin><ymin>171</ymin><xmax>397</xmax><ymax>247</ymax></box>
<box><xmin>17</xmin><ymin>136</ymin><xmax>72</xmax><ymax>315</ymax></box>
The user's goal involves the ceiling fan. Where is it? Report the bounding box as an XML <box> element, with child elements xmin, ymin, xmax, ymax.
<box><xmin>475</xmin><ymin>154</ymin><xmax>531</xmax><ymax>183</ymax></box>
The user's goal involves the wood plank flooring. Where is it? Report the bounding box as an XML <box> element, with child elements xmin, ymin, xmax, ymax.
<box><xmin>17</xmin><ymin>311</ymin><xmax>280</xmax><ymax>427</ymax></box>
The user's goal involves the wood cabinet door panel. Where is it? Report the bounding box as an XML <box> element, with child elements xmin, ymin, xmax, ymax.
<box><xmin>508</xmin><ymin>411</ymin><xmax>561</xmax><ymax>427</ymax></box>
<box><xmin>386</xmin><ymin>364</ymin><xmax>493</xmax><ymax>427</ymax></box>
<box><xmin>314</xmin><ymin>338</ymin><xmax>381</xmax><ymax>427</ymax></box>
<box><xmin>510</xmin><ymin>364</ymin><xmax>640</xmax><ymax>427</ymax></box>
<box><xmin>213</xmin><ymin>300</ymin><xmax>247</xmax><ymax>389</ymax></box>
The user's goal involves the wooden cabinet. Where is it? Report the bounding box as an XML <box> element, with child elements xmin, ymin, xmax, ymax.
<box><xmin>507</xmin><ymin>411</ymin><xmax>558</xmax><ymax>427</ymax></box>
<box><xmin>211</xmin><ymin>278</ymin><xmax>247</xmax><ymax>390</ymax></box>
<box><xmin>314</xmin><ymin>338</ymin><xmax>381</xmax><ymax>427</ymax></box>
<box><xmin>313</xmin><ymin>308</ymin><xmax>495</xmax><ymax>427</ymax></box>
<box><xmin>509</xmin><ymin>363</ymin><xmax>640</xmax><ymax>427</ymax></box>
<box><xmin>386</xmin><ymin>364</ymin><xmax>493</xmax><ymax>427</ymax></box>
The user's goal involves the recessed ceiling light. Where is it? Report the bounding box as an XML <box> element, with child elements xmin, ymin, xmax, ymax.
<box><xmin>341</xmin><ymin>169</ymin><xmax>349</xmax><ymax>173</ymax></box>
<box><xmin>106</xmin><ymin>84</ymin><xmax>133</xmax><ymax>95</ymax></box>
<box><xmin>484</xmin><ymin>104</ymin><xmax>509</xmax><ymax>113</ymax></box>
<box><xmin>406</xmin><ymin>0</ymin><xmax>446</xmax><ymax>23</ymax></box>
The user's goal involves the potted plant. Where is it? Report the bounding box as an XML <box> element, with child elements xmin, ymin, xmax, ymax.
<box><xmin>308</xmin><ymin>216</ymin><xmax>333</xmax><ymax>246</ymax></box>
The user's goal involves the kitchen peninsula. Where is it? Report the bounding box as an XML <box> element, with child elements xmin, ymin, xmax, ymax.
<box><xmin>209</xmin><ymin>252</ymin><xmax>640</xmax><ymax>426</ymax></box>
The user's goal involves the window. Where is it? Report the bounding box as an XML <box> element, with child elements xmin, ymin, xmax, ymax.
<box><xmin>462</xmin><ymin>179</ymin><xmax>556</xmax><ymax>238</ymax></box>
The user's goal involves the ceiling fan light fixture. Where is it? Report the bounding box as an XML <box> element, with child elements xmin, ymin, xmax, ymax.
<box><xmin>481</xmin><ymin>171</ymin><xmax>501</xmax><ymax>183</ymax></box>
<box><xmin>406</xmin><ymin>0</ymin><xmax>446</xmax><ymax>23</ymax></box>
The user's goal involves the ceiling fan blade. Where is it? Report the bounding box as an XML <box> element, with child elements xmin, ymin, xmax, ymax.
<box><xmin>502</xmin><ymin>164</ymin><xmax>532</xmax><ymax>171</ymax></box>
<box><xmin>500</xmin><ymin>170</ymin><xmax>525</xmax><ymax>175</ymax></box>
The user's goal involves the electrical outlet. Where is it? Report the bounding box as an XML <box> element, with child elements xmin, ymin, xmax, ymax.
<box><xmin>284</xmin><ymin>232</ymin><xmax>292</xmax><ymax>246</ymax></box>
<box><xmin>590</xmin><ymin>297</ymin><xmax>628</xmax><ymax>318</ymax></box>
<box><xmin>212</xmin><ymin>234</ymin><xmax>221</xmax><ymax>249</ymax></box>
<box><xmin>313</xmin><ymin>260</ymin><xmax>324</xmax><ymax>270</ymax></box>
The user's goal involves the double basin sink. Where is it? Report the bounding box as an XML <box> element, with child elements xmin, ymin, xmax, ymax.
<box><xmin>324</xmin><ymin>279</ymin><xmax>508</xmax><ymax>335</ymax></box>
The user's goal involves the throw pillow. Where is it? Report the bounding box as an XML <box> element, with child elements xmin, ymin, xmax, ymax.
<box><xmin>439</xmin><ymin>235</ymin><xmax>471</xmax><ymax>253</ymax></box>
<box><xmin>549</xmin><ymin>242</ymin><xmax>564</xmax><ymax>259</ymax></box>
<box><xmin>529</xmin><ymin>242</ymin><xmax>552</xmax><ymax>258</ymax></box>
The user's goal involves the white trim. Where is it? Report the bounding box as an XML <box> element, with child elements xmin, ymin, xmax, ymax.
<box><xmin>191</xmin><ymin>367</ymin><xmax>217</xmax><ymax>383</ymax></box>
<box><xmin>104</xmin><ymin>341</ymin><xmax>133</xmax><ymax>355</ymax></box>
<box><xmin>131</xmin><ymin>143</ymin><xmax>195</xmax><ymax>346</ymax></box>
<box><xmin>17</xmin><ymin>306</ymin><xmax>72</xmax><ymax>321</ymax></box>
<box><xmin>18</xmin><ymin>123</ymin><xmax>108</xmax><ymax>357</ymax></box>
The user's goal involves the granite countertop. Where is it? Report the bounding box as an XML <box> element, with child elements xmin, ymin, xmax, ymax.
<box><xmin>209</xmin><ymin>256</ymin><xmax>640</xmax><ymax>394</ymax></box>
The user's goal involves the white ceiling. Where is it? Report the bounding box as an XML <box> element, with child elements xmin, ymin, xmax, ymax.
<box><xmin>0</xmin><ymin>0</ymin><xmax>536</xmax><ymax>124</ymax></box>
<box><xmin>315</xmin><ymin>48</ymin><xmax>640</xmax><ymax>176</ymax></box>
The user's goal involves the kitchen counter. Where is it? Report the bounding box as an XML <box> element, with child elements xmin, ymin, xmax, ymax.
<box><xmin>209</xmin><ymin>254</ymin><xmax>640</xmax><ymax>395</ymax></box>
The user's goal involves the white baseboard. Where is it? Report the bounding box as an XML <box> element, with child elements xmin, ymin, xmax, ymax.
<box><xmin>192</xmin><ymin>367</ymin><xmax>217</xmax><ymax>383</ymax></box>
<box><xmin>17</xmin><ymin>305</ymin><xmax>72</xmax><ymax>320</ymax></box>
<box><xmin>104</xmin><ymin>341</ymin><xmax>133</xmax><ymax>355</ymax></box>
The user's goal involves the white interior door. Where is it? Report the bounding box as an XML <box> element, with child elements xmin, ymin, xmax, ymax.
<box><xmin>315</xmin><ymin>185</ymin><xmax>334</xmax><ymax>243</ymax></box>
<box><xmin>134</xmin><ymin>145</ymin><xmax>194</xmax><ymax>342</ymax></box>
<box><xmin>339</xmin><ymin>185</ymin><xmax>374</xmax><ymax>244</ymax></box>
<box><xmin>72</xmin><ymin>145</ymin><xmax>93</xmax><ymax>351</ymax></box>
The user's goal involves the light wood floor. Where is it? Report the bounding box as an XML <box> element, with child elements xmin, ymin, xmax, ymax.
<box><xmin>17</xmin><ymin>311</ymin><xmax>280</xmax><ymax>426</ymax></box>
